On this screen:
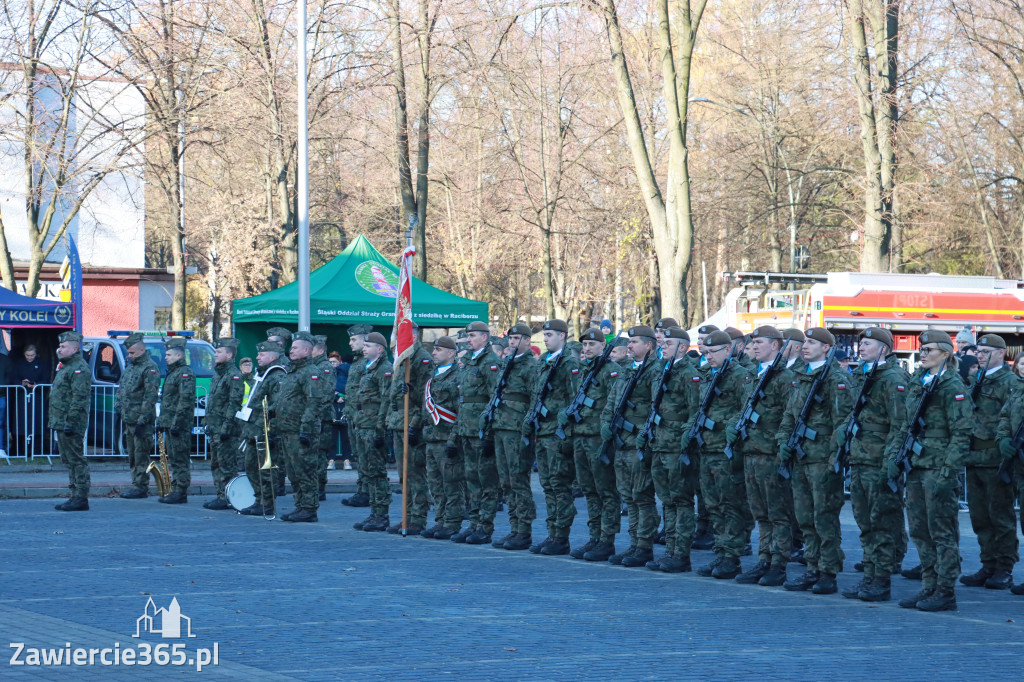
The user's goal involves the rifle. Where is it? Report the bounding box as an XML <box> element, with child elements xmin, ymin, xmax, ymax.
<box><xmin>598</xmin><ymin>350</ymin><xmax>653</xmax><ymax>465</ymax></box>
<box><xmin>997</xmin><ymin>416</ymin><xmax>1024</xmax><ymax>484</ymax></box>
<box><xmin>479</xmin><ymin>351</ymin><xmax>517</xmax><ymax>439</ymax></box>
<box><xmin>636</xmin><ymin>343</ymin><xmax>684</xmax><ymax>461</ymax></box>
<box><xmin>726</xmin><ymin>340</ymin><xmax>790</xmax><ymax>459</ymax></box>
<box><xmin>833</xmin><ymin>357</ymin><xmax>881</xmax><ymax>474</ymax></box>
<box><xmin>522</xmin><ymin>349</ymin><xmax>565</xmax><ymax>445</ymax></box>
<box><xmin>682</xmin><ymin>352</ymin><xmax>735</xmax><ymax>465</ymax></box>
<box><xmin>779</xmin><ymin>346</ymin><xmax>838</xmax><ymax>479</ymax></box>
<box><xmin>558</xmin><ymin>336</ymin><xmax>616</xmax><ymax>439</ymax></box>
<box><xmin>887</xmin><ymin>358</ymin><xmax>948</xmax><ymax>492</ymax></box>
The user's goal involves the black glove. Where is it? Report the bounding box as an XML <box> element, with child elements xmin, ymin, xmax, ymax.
<box><xmin>299</xmin><ymin>433</ymin><xmax>311</xmax><ymax>446</ymax></box>
<box><xmin>373</xmin><ymin>432</ymin><xmax>386</xmax><ymax>449</ymax></box>
<box><xmin>219</xmin><ymin>433</ymin><xmax>231</xmax><ymax>442</ymax></box>
<box><xmin>63</xmin><ymin>426</ymin><xmax>75</xmax><ymax>435</ymax></box>
<box><xmin>400</xmin><ymin>381</ymin><xmax>411</xmax><ymax>395</ymax></box>
<box><xmin>445</xmin><ymin>442</ymin><xmax>459</xmax><ymax>458</ymax></box>
<box><xmin>408</xmin><ymin>426</ymin><xmax>421</xmax><ymax>446</ymax></box>
<box><xmin>134</xmin><ymin>422</ymin><xmax>149</xmax><ymax>438</ymax></box>
<box><xmin>482</xmin><ymin>439</ymin><xmax>495</xmax><ymax>458</ymax></box>
<box><xmin>170</xmin><ymin>427</ymin><xmax>183</xmax><ymax>437</ymax></box>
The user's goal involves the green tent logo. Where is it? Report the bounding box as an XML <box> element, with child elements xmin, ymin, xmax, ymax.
<box><xmin>355</xmin><ymin>261</ymin><xmax>399</xmax><ymax>298</ymax></box>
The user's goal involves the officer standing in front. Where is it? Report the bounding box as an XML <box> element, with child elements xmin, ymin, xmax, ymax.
<box><xmin>351</xmin><ymin>332</ymin><xmax>393</xmax><ymax>532</ymax></box>
<box><xmin>156</xmin><ymin>337</ymin><xmax>196</xmax><ymax>505</ymax></box>
<box><xmin>202</xmin><ymin>338</ymin><xmax>244</xmax><ymax>510</ymax></box>
<box><xmin>116</xmin><ymin>332</ymin><xmax>160</xmax><ymax>499</ymax></box>
<box><xmin>51</xmin><ymin>331</ymin><xmax>92</xmax><ymax>511</ymax></box>
<box><xmin>237</xmin><ymin>341</ymin><xmax>287</xmax><ymax>516</ymax></box>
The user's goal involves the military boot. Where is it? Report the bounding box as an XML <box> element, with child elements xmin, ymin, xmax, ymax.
<box><xmin>433</xmin><ymin>526</ymin><xmax>457</xmax><ymax>540</ymax></box>
<box><xmin>571</xmin><ymin>539</ymin><xmax>598</xmax><ymax>560</ymax></box>
<box><xmin>658</xmin><ymin>554</ymin><xmax>691</xmax><ymax>573</ymax></box>
<box><xmin>712</xmin><ymin>557</ymin><xmax>741</xmax><ymax>579</ymax></box>
<box><xmin>504</xmin><ymin>534</ymin><xmax>532</xmax><ymax>551</ymax></box>
<box><xmin>898</xmin><ymin>588</ymin><xmax>934</xmax><ymax>609</ymax></box>
<box><xmin>621</xmin><ymin>547</ymin><xmax>654</xmax><ymax>568</ymax></box>
<box><xmin>466</xmin><ymin>530</ymin><xmax>493</xmax><ymax>545</ymax></box>
<box><xmin>362</xmin><ymin>515</ymin><xmax>390</xmax><ymax>532</ymax></box>
<box><xmin>1010</xmin><ymin>583</ymin><xmax>1024</xmax><ymax>596</ymax></box>
<box><xmin>421</xmin><ymin>525</ymin><xmax>441</xmax><ymax>539</ymax></box>
<box><xmin>240</xmin><ymin>504</ymin><xmax>267</xmax><ymax>516</ymax></box>
<box><xmin>203</xmin><ymin>498</ymin><xmax>231</xmax><ymax>510</ymax></box>
<box><xmin>386</xmin><ymin>522</ymin><xmax>404</xmax><ymax>534</ymax></box>
<box><xmin>858</xmin><ymin>576</ymin><xmax>891</xmax><ymax>602</ymax></box>
<box><xmin>609</xmin><ymin>546</ymin><xmax>637</xmax><ymax>565</ymax></box>
<box><xmin>696</xmin><ymin>555</ymin><xmax>723</xmax><ymax>577</ymax></box>
<box><xmin>158</xmin><ymin>490</ymin><xmax>187</xmax><ymax>504</ymax></box>
<box><xmin>541</xmin><ymin>537</ymin><xmax>570</xmax><ymax>555</ymax></box>
<box><xmin>959</xmin><ymin>566</ymin><xmax>994</xmax><ymax>587</ymax></box>
<box><xmin>119</xmin><ymin>487</ymin><xmax>147</xmax><ymax>499</ymax></box>
<box><xmin>284</xmin><ymin>508</ymin><xmax>318</xmax><ymax>523</ymax></box>
<box><xmin>735</xmin><ymin>560</ymin><xmax>769</xmax><ymax>585</ymax></box>
<box><xmin>784</xmin><ymin>569</ymin><xmax>820</xmax><ymax>591</ymax></box>
<box><xmin>530</xmin><ymin>537</ymin><xmax>555</xmax><ymax>554</ymax></box>
<box><xmin>758</xmin><ymin>564</ymin><xmax>787</xmax><ymax>586</ymax></box>
<box><xmin>984</xmin><ymin>570</ymin><xmax>1013</xmax><ymax>590</ymax></box>
<box><xmin>691</xmin><ymin>529</ymin><xmax>715</xmax><ymax>551</ymax></box>
<box><xmin>451</xmin><ymin>527</ymin><xmax>474</xmax><ymax>543</ymax></box>
<box><xmin>811</xmin><ymin>573</ymin><xmax>837</xmax><ymax>594</ymax></box>
<box><xmin>583</xmin><ymin>541</ymin><xmax>615</xmax><ymax>562</ymax></box>
<box><xmin>492</xmin><ymin>532</ymin><xmax>515</xmax><ymax>549</ymax></box>
<box><xmin>917</xmin><ymin>587</ymin><xmax>956</xmax><ymax>612</ymax></box>
<box><xmin>901</xmin><ymin>564</ymin><xmax>922</xmax><ymax>580</ymax></box>
<box><xmin>343</xmin><ymin>491</ymin><xmax>370</xmax><ymax>507</ymax></box>
<box><xmin>57</xmin><ymin>497</ymin><xmax>89</xmax><ymax>511</ymax></box>
<box><xmin>353</xmin><ymin>514</ymin><xmax>375</xmax><ymax>530</ymax></box>
<box><xmin>842</xmin><ymin>578</ymin><xmax>870</xmax><ymax>600</ymax></box>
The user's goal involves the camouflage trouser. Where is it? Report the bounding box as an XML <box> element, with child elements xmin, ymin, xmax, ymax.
<box><xmin>614</xmin><ymin>446</ymin><xmax>657</xmax><ymax>550</ymax></box>
<box><xmin>124</xmin><ymin>421</ymin><xmax>152</xmax><ymax>490</ymax></box>
<box><xmin>907</xmin><ymin>467</ymin><xmax>962</xmax><ymax>589</ymax></box>
<box><xmin>966</xmin><ymin>465</ymin><xmax>1019</xmax><ymax>572</ymax></box>
<box><xmin>163</xmin><ymin>429</ymin><xmax>192</xmax><ymax>493</ymax></box>
<box><xmin>352</xmin><ymin>427</ymin><xmax>391</xmax><ymax>516</ymax></box>
<box><xmin>58</xmin><ymin>431</ymin><xmax>90</xmax><ymax>498</ymax></box>
<box><xmin>651</xmin><ymin>448</ymin><xmax>696</xmax><ymax>557</ymax></box>
<box><xmin>575</xmin><ymin>434</ymin><xmax>618</xmax><ymax>543</ymax></box>
<box><xmin>850</xmin><ymin>463</ymin><xmax>904</xmax><ymax>580</ymax></box>
<box><xmin>495</xmin><ymin>429</ymin><xmax>536</xmax><ymax>534</ymax></box>
<box><xmin>425</xmin><ymin>441</ymin><xmax>459</xmax><ymax>529</ymax></box>
<box><xmin>791</xmin><ymin>460</ymin><xmax>845</xmax><ymax>574</ymax></box>
<box><xmin>281</xmin><ymin>432</ymin><xmax>320</xmax><ymax>512</ymax></box>
<box><xmin>738</xmin><ymin>468</ymin><xmax>755</xmax><ymax>541</ymax></box>
<box><xmin>744</xmin><ymin>453</ymin><xmax>793</xmax><ymax>567</ymax></box>
<box><xmin>393</xmin><ymin>431</ymin><xmax>430</xmax><ymax>526</ymax></box>
<box><xmin>318</xmin><ymin>420</ymin><xmax>334</xmax><ymax>493</ymax></box>
<box><xmin>242</xmin><ymin>437</ymin><xmax>275</xmax><ymax>508</ymax></box>
<box><xmin>462</xmin><ymin>435</ymin><xmax>499</xmax><ymax>535</ymax></box>
<box><xmin>536</xmin><ymin>435</ymin><xmax>577</xmax><ymax>539</ymax></box>
<box><xmin>209</xmin><ymin>434</ymin><xmax>240</xmax><ymax>500</ymax></box>
<box><xmin>699</xmin><ymin>451</ymin><xmax>746</xmax><ymax>558</ymax></box>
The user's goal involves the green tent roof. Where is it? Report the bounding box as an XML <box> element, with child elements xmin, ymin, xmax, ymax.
<box><xmin>232</xmin><ymin>235</ymin><xmax>487</xmax><ymax>327</ymax></box>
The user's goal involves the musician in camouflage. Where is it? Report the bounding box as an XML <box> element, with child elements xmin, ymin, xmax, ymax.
<box><xmin>237</xmin><ymin>341</ymin><xmax>287</xmax><ymax>515</ymax></box>
<box><xmin>202</xmin><ymin>337</ymin><xmax>244</xmax><ymax>510</ymax></box>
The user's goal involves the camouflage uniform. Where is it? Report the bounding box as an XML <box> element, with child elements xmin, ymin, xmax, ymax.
<box><xmin>156</xmin><ymin>347</ymin><xmax>197</xmax><ymax>494</ymax></box>
<box><xmin>996</xmin><ymin>392</ymin><xmax>1024</xmax><ymax>545</ymax></box>
<box><xmin>455</xmin><ymin>346</ymin><xmax>502</xmax><ymax>536</ymax></box>
<box><xmin>50</xmin><ymin>344</ymin><xmax>92</xmax><ymax>499</ymax></box>
<box><xmin>272</xmin><ymin>352</ymin><xmax>323</xmax><ymax>512</ymax></box>
<box><xmin>314</xmin><ymin>351</ymin><xmax>336</xmax><ymax>495</ymax></box>
<box><xmin>351</xmin><ymin>354</ymin><xmax>392</xmax><ymax>518</ymax></box>
<box><xmin>115</xmin><ymin>342</ymin><xmax>160</xmax><ymax>492</ymax></box>
<box><xmin>489</xmin><ymin>350</ymin><xmax>539</xmax><ymax>536</ymax></box>
<box><xmin>381</xmin><ymin>343</ymin><xmax>433</xmax><ymax>527</ymax></box>
<box><xmin>239</xmin><ymin>354</ymin><xmax>286</xmax><ymax>509</ymax></box>
<box><xmin>888</xmin><ymin>364</ymin><xmax>973</xmax><ymax>592</ymax></box>
<box><xmin>423</xmin><ymin>359</ymin><xmax>463</xmax><ymax>531</ymax></box>
<box><xmin>205</xmin><ymin>347</ymin><xmax>244</xmax><ymax>501</ymax></box>
<box><xmin>344</xmin><ymin>355</ymin><xmax>368</xmax><ymax>497</ymax></box>
<box><xmin>776</xmin><ymin>358</ymin><xmax>852</xmax><ymax>577</ymax></box>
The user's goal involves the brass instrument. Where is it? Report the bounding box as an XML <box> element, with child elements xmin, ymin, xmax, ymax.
<box><xmin>147</xmin><ymin>430</ymin><xmax>172</xmax><ymax>496</ymax></box>
<box><xmin>256</xmin><ymin>397</ymin><xmax>276</xmax><ymax>520</ymax></box>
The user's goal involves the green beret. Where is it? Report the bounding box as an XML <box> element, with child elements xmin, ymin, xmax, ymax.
<box><xmin>579</xmin><ymin>327</ymin><xmax>605</xmax><ymax>343</ymax></box>
<box><xmin>434</xmin><ymin>336</ymin><xmax>457</xmax><ymax>351</ymax></box>
<box><xmin>313</xmin><ymin>335</ymin><xmax>328</xmax><ymax>346</ymax></box>
<box><xmin>455</xmin><ymin>329</ymin><xmax>468</xmax><ymax>340</ymax></box>
<box><xmin>705</xmin><ymin>330</ymin><xmax>733</xmax><ymax>347</ymax></box>
<box><xmin>612</xmin><ymin>336</ymin><xmax>629</xmax><ymax>347</ymax></box>
<box><xmin>267</xmin><ymin>327</ymin><xmax>292</xmax><ymax>342</ymax></box>
<box><xmin>365</xmin><ymin>331</ymin><xmax>387</xmax><ymax>347</ymax></box>
<box><xmin>59</xmin><ymin>331</ymin><xmax>83</xmax><ymax>343</ymax></box>
<box><xmin>257</xmin><ymin>340</ymin><xmax>284</xmax><ymax>354</ymax></box>
<box><xmin>859</xmin><ymin>327</ymin><xmax>893</xmax><ymax>348</ymax></box>
<box><xmin>805</xmin><ymin>327</ymin><xmax>836</xmax><ymax>346</ymax></box>
<box><xmin>724</xmin><ymin>326</ymin><xmax>744</xmax><ymax>340</ymax></box>
<box><xmin>655</xmin><ymin>317</ymin><xmax>679</xmax><ymax>330</ymax></box>
<box><xmin>663</xmin><ymin>326</ymin><xmax>690</xmax><ymax>343</ymax></box>
<box><xmin>507</xmin><ymin>323</ymin><xmax>532</xmax><ymax>337</ymax></box>
<box><xmin>347</xmin><ymin>324</ymin><xmax>372</xmax><ymax>336</ymax></box>
<box><xmin>697</xmin><ymin>324</ymin><xmax>720</xmax><ymax>335</ymax></box>
<box><xmin>165</xmin><ymin>336</ymin><xmax>187</xmax><ymax>350</ymax></box>
<box><xmin>628</xmin><ymin>325</ymin><xmax>656</xmax><ymax>340</ymax></box>
<box><xmin>292</xmin><ymin>331</ymin><xmax>315</xmax><ymax>345</ymax></box>
<box><xmin>751</xmin><ymin>325</ymin><xmax>782</xmax><ymax>340</ymax></box>
<box><xmin>542</xmin><ymin>319</ymin><xmax>568</xmax><ymax>333</ymax></box>
<box><xmin>920</xmin><ymin>329</ymin><xmax>953</xmax><ymax>349</ymax></box>
<box><xmin>782</xmin><ymin>328</ymin><xmax>806</xmax><ymax>343</ymax></box>
<box><xmin>491</xmin><ymin>337</ymin><xmax>508</xmax><ymax>349</ymax></box>
<box><xmin>215</xmin><ymin>337</ymin><xmax>240</xmax><ymax>350</ymax></box>
<box><xmin>977</xmin><ymin>333</ymin><xmax>1006</xmax><ymax>349</ymax></box>
<box><xmin>466</xmin><ymin>321</ymin><xmax>490</xmax><ymax>333</ymax></box>
<box><xmin>565</xmin><ymin>341</ymin><xmax>582</xmax><ymax>353</ymax></box>
<box><xmin>123</xmin><ymin>332</ymin><xmax>145</xmax><ymax>347</ymax></box>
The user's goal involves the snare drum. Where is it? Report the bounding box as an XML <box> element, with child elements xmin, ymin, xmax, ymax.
<box><xmin>226</xmin><ymin>474</ymin><xmax>256</xmax><ymax>511</ymax></box>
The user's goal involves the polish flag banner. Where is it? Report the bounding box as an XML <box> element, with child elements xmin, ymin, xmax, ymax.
<box><xmin>393</xmin><ymin>245</ymin><xmax>416</xmax><ymax>365</ymax></box>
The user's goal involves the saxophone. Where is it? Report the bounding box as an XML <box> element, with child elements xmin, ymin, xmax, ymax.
<box><xmin>147</xmin><ymin>431</ymin><xmax>172</xmax><ymax>496</ymax></box>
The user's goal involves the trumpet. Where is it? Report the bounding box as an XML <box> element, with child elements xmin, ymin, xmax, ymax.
<box><xmin>147</xmin><ymin>430</ymin><xmax>172</xmax><ymax>497</ymax></box>
<box><xmin>256</xmin><ymin>397</ymin><xmax>276</xmax><ymax>520</ymax></box>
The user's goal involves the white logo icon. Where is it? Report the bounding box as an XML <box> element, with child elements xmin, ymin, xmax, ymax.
<box><xmin>133</xmin><ymin>597</ymin><xmax>196</xmax><ymax>639</ymax></box>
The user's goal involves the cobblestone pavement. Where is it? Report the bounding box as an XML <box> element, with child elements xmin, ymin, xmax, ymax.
<box><xmin>1</xmin><ymin>483</ymin><xmax>1022</xmax><ymax>680</ymax></box>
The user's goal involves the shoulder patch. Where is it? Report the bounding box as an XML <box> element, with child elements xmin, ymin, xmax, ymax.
<box><xmin>311</xmin><ymin>375</ymin><xmax>319</xmax><ymax>380</ymax></box>
<box><xmin>385</xmin><ymin>372</ymin><xmax>393</xmax><ymax>377</ymax></box>
<box><xmin>792</xmin><ymin>381</ymin><xmax>798</xmax><ymax>387</ymax></box>
<box><xmin>571</xmin><ymin>368</ymin><xmax>580</xmax><ymax>374</ymax></box>
<box><xmin>490</xmin><ymin>365</ymin><xmax>499</xmax><ymax>371</ymax></box>
<box><xmin>422</xmin><ymin>359</ymin><xmax>431</xmax><ymax>364</ymax></box>
<box><xmin>897</xmin><ymin>385</ymin><xmax>905</xmax><ymax>391</ymax></box>
<box><xmin>955</xmin><ymin>394</ymin><xmax>965</xmax><ymax>401</ymax></box>
<box><xmin>232</xmin><ymin>376</ymin><xmax>240</xmax><ymax>380</ymax></box>
<box><xmin>74</xmin><ymin>370</ymin><xmax>82</xmax><ymax>374</ymax></box>
<box><xmin>837</xmin><ymin>383</ymin><xmax>847</xmax><ymax>390</ymax></box>
<box><xmin>149</xmin><ymin>369</ymin><xmax>157</xmax><ymax>374</ymax></box>
<box><xmin>692</xmin><ymin>376</ymin><xmax>701</xmax><ymax>382</ymax></box>
<box><xmin>610</xmin><ymin>371</ymin><xmax>619</xmax><ymax>378</ymax></box>
<box><xmin>182</xmin><ymin>374</ymin><xmax>190</xmax><ymax>379</ymax></box>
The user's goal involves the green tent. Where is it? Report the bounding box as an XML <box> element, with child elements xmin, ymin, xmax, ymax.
<box><xmin>231</xmin><ymin>235</ymin><xmax>488</xmax><ymax>357</ymax></box>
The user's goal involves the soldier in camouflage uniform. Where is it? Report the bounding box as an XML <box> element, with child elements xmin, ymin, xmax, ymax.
<box><xmin>691</xmin><ymin>324</ymin><xmax>720</xmax><ymax>551</ymax></box>
<box><xmin>890</xmin><ymin>330</ymin><xmax>973</xmax><ymax>612</ymax></box>
<box><xmin>116</xmin><ymin>332</ymin><xmax>160</xmax><ymax>499</ymax></box>
<box><xmin>351</xmin><ymin>332</ymin><xmax>393</xmax><ymax>532</ymax></box>
<box><xmin>452</xmin><ymin>322</ymin><xmax>502</xmax><ymax>544</ymax></box>
<box><xmin>960</xmin><ymin>333</ymin><xmax>1019</xmax><ymax>591</ymax></box>
<box><xmin>522</xmin><ymin>319</ymin><xmax>580</xmax><ymax>555</ymax></box>
<box><xmin>237</xmin><ymin>341</ymin><xmax>287</xmax><ymax>516</ymax></box>
<box><xmin>727</xmin><ymin>326</ymin><xmax>796</xmax><ymax>587</ymax></box>
<box><xmin>312</xmin><ymin>336</ymin><xmax>336</xmax><ymax>502</ymax></box>
<box><xmin>609</xmin><ymin>336</ymin><xmax>629</xmax><ymax>367</ymax></box>
<box><xmin>486</xmin><ymin>323</ymin><xmax>539</xmax><ymax>550</ymax></box>
<box><xmin>51</xmin><ymin>331</ymin><xmax>92</xmax><ymax>511</ymax></box>
<box><xmin>266</xmin><ymin>327</ymin><xmax>293</xmax><ymax>495</ymax></box>
<box><xmin>837</xmin><ymin>327</ymin><xmax>910</xmax><ymax>602</ymax></box>
<box><xmin>681</xmin><ymin>330</ymin><xmax>754</xmax><ymax>579</ymax></box>
<box><xmin>156</xmin><ymin>337</ymin><xmax>196</xmax><ymax>504</ymax></box>
<box><xmin>643</xmin><ymin>327</ymin><xmax>701</xmax><ymax>572</ymax></box>
<box><xmin>380</xmin><ymin>325</ymin><xmax>433</xmax><ymax>534</ymax></box>
<box><xmin>202</xmin><ymin>338</ymin><xmax>244</xmax><ymax>510</ymax></box>
<box><xmin>342</xmin><ymin>324</ymin><xmax>371</xmax><ymax>507</ymax></box>
<box><xmin>598</xmin><ymin>326</ymin><xmax>660</xmax><ymax>566</ymax></box>
<box><xmin>780</xmin><ymin>328</ymin><xmax>808</xmax><ymax>563</ymax></box>
<box><xmin>558</xmin><ymin>328</ymin><xmax>618</xmax><ymax>559</ymax></box>
<box><xmin>997</xmin><ymin>383</ymin><xmax>1024</xmax><ymax>596</ymax></box>
<box><xmin>274</xmin><ymin>331</ymin><xmax>325</xmax><ymax>523</ymax></box>
<box><xmin>421</xmin><ymin>336</ymin><xmax>463</xmax><ymax>539</ymax></box>
<box><xmin>776</xmin><ymin>327</ymin><xmax>852</xmax><ymax>594</ymax></box>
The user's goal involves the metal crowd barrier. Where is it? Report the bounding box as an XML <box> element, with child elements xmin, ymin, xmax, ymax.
<box><xmin>0</xmin><ymin>384</ymin><xmax>208</xmax><ymax>464</ymax></box>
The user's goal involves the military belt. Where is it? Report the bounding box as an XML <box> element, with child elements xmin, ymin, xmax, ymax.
<box><xmin>502</xmin><ymin>392</ymin><xmax>531</xmax><ymax>403</ymax></box>
<box><xmin>969</xmin><ymin>436</ymin><xmax>997</xmax><ymax>451</ymax></box>
<box><xmin>459</xmin><ymin>396</ymin><xmax>489</xmax><ymax>404</ymax></box>
<box><xmin>922</xmin><ymin>428</ymin><xmax>950</xmax><ymax>438</ymax></box>
<box><xmin>857</xmin><ymin>422</ymin><xmax>891</xmax><ymax>434</ymax></box>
